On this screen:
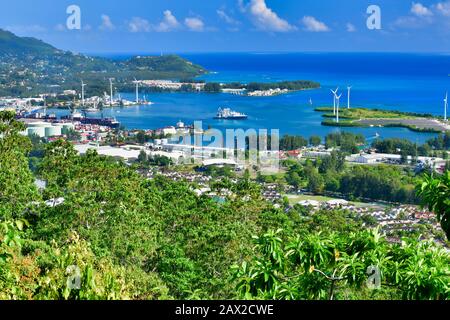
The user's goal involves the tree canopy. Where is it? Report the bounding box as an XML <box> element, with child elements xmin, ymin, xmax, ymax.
<box><xmin>0</xmin><ymin>111</ymin><xmax>448</xmax><ymax>300</ymax></box>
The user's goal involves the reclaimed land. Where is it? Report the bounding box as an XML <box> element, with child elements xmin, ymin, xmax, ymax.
<box><xmin>315</xmin><ymin>107</ymin><xmax>450</xmax><ymax>133</ymax></box>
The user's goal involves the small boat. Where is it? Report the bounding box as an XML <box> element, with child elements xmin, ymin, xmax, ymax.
<box><xmin>85</xmin><ymin>100</ymin><xmax>99</xmax><ymax>113</ymax></box>
<box><xmin>141</xmin><ymin>95</ymin><xmax>154</xmax><ymax>105</ymax></box>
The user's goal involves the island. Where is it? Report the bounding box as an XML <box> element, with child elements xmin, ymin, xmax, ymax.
<box><xmin>0</xmin><ymin>29</ymin><xmax>206</xmax><ymax>97</ymax></box>
<box><xmin>121</xmin><ymin>79</ymin><xmax>321</xmax><ymax>96</ymax></box>
<box><xmin>316</xmin><ymin>107</ymin><xmax>450</xmax><ymax>133</ymax></box>
<box><xmin>205</xmin><ymin>80</ymin><xmax>321</xmax><ymax>96</ymax></box>
<box><xmin>0</xmin><ymin>29</ymin><xmax>320</xmax><ymax>100</ymax></box>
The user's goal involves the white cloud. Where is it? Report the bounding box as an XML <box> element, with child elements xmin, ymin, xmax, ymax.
<box><xmin>100</xmin><ymin>14</ymin><xmax>115</xmax><ymax>31</ymax></box>
<box><xmin>128</xmin><ymin>17</ymin><xmax>151</xmax><ymax>32</ymax></box>
<box><xmin>411</xmin><ymin>2</ymin><xmax>433</xmax><ymax>16</ymax></box>
<box><xmin>435</xmin><ymin>1</ymin><xmax>450</xmax><ymax>16</ymax></box>
<box><xmin>301</xmin><ymin>16</ymin><xmax>330</xmax><ymax>32</ymax></box>
<box><xmin>392</xmin><ymin>2</ymin><xmax>437</xmax><ymax>29</ymax></box>
<box><xmin>6</xmin><ymin>25</ymin><xmax>47</xmax><ymax>35</ymax></box>
<box><xmin>392</xmin><ymin>1</ymin><xmax>450</xmax><ymax>30</ymax></box>
<box><xmin>184</xmin><ymin>17</ymin><xmax>205</xmax><ymax>32</ymax></box>
<box><xmin>238</xmin><ymin>0</ymin><xmax>246</xmax><ymax>13</ymax></box>
<box><xmin>393</xmin><ymin>16</ymin><xmax>422</xmax><ymax>28</ymax></box>
<box><xmin>155</xmin><ymin>10</ymin><xmax>180</xmax><ymax>32</ymax></box>
<box><xmin>217</xmin><ymin>9</ymin><xmax>240</xmax><ymax>26</ymax></box>
<box><xmin>55</xmin><ymin>24</ymin><xmax>66</xmax><ymax>32</ymax></box>
<box><xmin>346</xmin><ymin>23</ymin><xmax>356</xmax><ymax>32</ymax></box>
<box><xmin>244</xmin><ymin>0</ymin><xmax>295</xmax><ymax>32</ymax></box>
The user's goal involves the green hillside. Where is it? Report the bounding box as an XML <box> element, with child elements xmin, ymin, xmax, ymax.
<box><xmin>0</xmin><ymin>29</ymin><xmax>206</xmax><ymax>97</ymax></box>
<box><xmin>0</xmin><ymin>112</ymin><xmax>449</xmax><ymax>300</ymax></box>
<box><xmin>0</xmin><ymin>29</ymin><xmax>58</xmax><ymax>55</ymax></box>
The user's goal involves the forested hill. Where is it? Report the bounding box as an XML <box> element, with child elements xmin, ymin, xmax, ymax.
<box><xmin>0</xmin><ymin>111</ymin><xmax>449</xmax><ymax>300</ymax></box>
<box><xmin>0</xmin><ymin>29</ymin><xmax>206</xmax><ymax>97</ymax></box>
<box><xmin>0</xmin><ymin>29</ymin><xmax>59</xmax><ymax>55</ymax></box>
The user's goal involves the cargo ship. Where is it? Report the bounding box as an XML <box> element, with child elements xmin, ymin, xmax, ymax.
<box><xmin>61</xmin><ymin>111</ymin><xmax>120</xmax><ymax>129</ymax></box>
<box><xmin>214</xmin><ymin>107</ymin><xmax>248</xmax><ymax>120</ymax></box>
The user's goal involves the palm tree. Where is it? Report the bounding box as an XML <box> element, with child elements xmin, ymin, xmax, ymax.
<box><xmin>417</xmin><ymin>171</ymin><xmax>450</xmax><ymax>239</ymax></box>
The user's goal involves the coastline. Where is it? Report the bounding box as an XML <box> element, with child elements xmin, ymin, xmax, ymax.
<box><xmin>316</xmin><ymin>107</ymin><xmax>449</xmax><ymax>134</ymax></box>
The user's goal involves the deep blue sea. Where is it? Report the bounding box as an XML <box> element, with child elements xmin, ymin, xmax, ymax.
<box><xmin>51</xmin><ymin>52</ymin><xmax>450</xmax><ymax>143</ymax></box>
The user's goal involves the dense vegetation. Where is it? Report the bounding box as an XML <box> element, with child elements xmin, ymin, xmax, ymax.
<box><xmin>203</xmin><ymin>80</ymin><xmax>320</xmax><ymax>93</ymax></box>
<box><xmin>371</xmin><ymin>134</ymin><xmax>450</xmax><ymax>160</ymax></box>
<box><xmin>315</xmin><ymin>107</ymin><xmax>435</xmax><ymax>120</ymax></box>
<box><xmin>279</xmin><ymin>135</ymin><xmax>308</xmax><ymax>151</ymax></box>
<box><xmin>417</xmin><ymin>172</ymin><xmax>450</xmax><ymax>239</ymax></box>
<box><xmin>315</xmin><ymin>107</ymin><xmax>445</xmax><ymax>133</ymax></box>
<box><xmin>0</xmin><ymin>29</ymin><xmax>57</xmax><ymax>55</ymax></box>
<box><xmin>262</xmin><ymin>132</ymin><xmax>433</xmax><ymax>203</ymax></box>
<box><xmin>278</xmin><ymin>131</ymin><xmax>450</xmax><ymax>161</ymax></box>
<box><xmin>282</xmin><ymin>155</ymin><xmax>419</xmax><ymax>204</ymax></box>
<box><xmin>0</xmin><ymin>29</ymin><xmax>205</xmax><ymax>97</ymax></box>
<box><xmin>0</xmin><ymin>111</ymin><xmax>448</xmax><ymax>300</ymax></box>
<box><xmin>245</xmin><ymin>80</ymin><xmax>320</xmax><ymax>92</ymax></box>
<box><xmin>234</xmin><ymin>228</ymin><xmax>449</xmax><ymax>300</ymax></box>
<box><xmin>325</xmin><ymin>132</ymin><xmax>366</xmax><ymax>154</ymax></box>
<box><xmin>317</xmin><ymin>107</ymin><xmax>443</xmax><ymax>133</ymax></box>
<box><xmin>278</xmin><ymin>132</ymin><xmax>365</xmax><ymax>153</ymax></box>
<box><xmin>260</xmin><ymin>132</ymin><xmax>449</xmax><ymax>204</ymax></box>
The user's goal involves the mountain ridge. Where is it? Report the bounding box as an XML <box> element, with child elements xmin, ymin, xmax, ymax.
<box><xmin>0</xmin><ymin>29</ymin><xmax>59</xmax><ymax>55</ymax></box>
<box><xmin>0</xmin><ymin>29</ymin><xmax>206</xmax><ymax>97</ymax></box>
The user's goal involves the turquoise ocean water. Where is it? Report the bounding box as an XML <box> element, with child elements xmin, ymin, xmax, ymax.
<box><xmin>48</xmin><ymin>53</ymin><xmax>450</xmax><ymax>143</ymax></box>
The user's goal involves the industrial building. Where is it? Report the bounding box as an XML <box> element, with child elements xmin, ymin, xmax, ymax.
<box><xmin>74</xmin><ymin>143</ymin><xmax>184</xmax><ymax>163</ymax></box>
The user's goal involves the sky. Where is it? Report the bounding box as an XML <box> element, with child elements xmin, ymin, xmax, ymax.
<box><xmin>1</xmin><ymin>0</ymin><xmax>449</xmax><ymax>53</ymax></box>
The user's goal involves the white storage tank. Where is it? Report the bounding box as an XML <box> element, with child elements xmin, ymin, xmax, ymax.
<box><xmin>62</xmin><ymin>123</ymin><xmax>75</xmax><ymax>134</ymax></box>
<box><xmin>27</xmin><ymin>127</ymin><xmax>46</xmax><ymax>138</ymax></box>
<box><xmin>45</xmin><ymin>125</ymin><xmax>62</xmax><ymax>137</ymax></box>
<box><xmin>28</xmin><ymin>122</ymin><xmax>48</xmax><ymax>128</ymax></box>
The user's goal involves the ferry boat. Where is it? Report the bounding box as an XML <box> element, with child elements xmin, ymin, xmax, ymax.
<box><xmin>214</xmin><ymin>107</ymin><xmax>248</xmax><ymax>120</ymax></box>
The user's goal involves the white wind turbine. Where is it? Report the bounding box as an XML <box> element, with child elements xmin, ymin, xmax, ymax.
<box><xmin>43</xmin><ymin>95</ymin><xmax>47</xmax><ymax>116</ymax></box>
<box><xmin>109</xmin><ymin>78</ymin><xmax>114</xmax><ymax>106</ymax></box>
<box><xmin>331</xmin><ymin>87</ymin><xmax>339</xmax><ymax>115</ymax></box>
<box><xmin>336</xmin><ymin>93</ymin><xmax>342</xmax><ymax>123</ymax></box>
<box><xmin>445</xmin><ymin>92</ymin><xmax>448</xmax><ymax>122</ymax></box>
<box><xmin>347</xmin><ymin>86</ymin><xmax>352</xmax><ymax>109</ymax></box>
<box><xmin>81</xmin><ymin>80</ymin><xmax>87</xmax><ymax>107</ymax></box>
<box><xmin>133</xmin><ymin>78</ymin><xmax>140</xmax><ymax>104</ymax></box>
